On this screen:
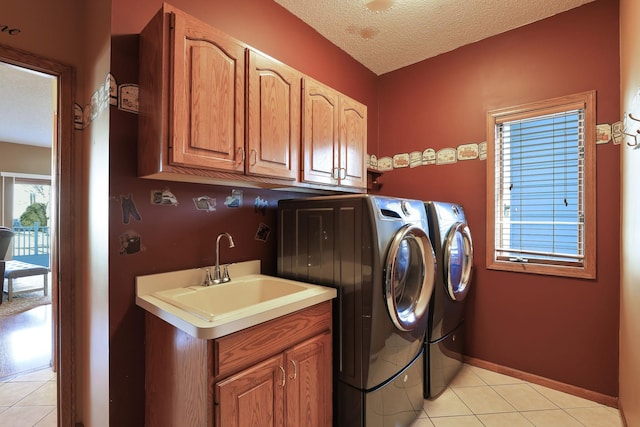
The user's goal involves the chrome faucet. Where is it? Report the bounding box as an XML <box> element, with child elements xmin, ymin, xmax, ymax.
<box><xmin>214</xmin><ymin>232</ymin><xmax>235</xmax><ymax>284</ymax></box>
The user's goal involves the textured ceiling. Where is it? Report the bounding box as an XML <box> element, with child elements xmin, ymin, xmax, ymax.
<box><xmin>274</xmin><ymin>0</ymin><xmax>595</xmax><ymax>75</ymax></box>
<box><xmin>0</xmin><ymin>61</ymin><xmax>55</xmax><ymax>148</ymax></box>
<box><xmin>1</xmin><ymin>0</ymin><xmax>595</xmax><ymax>149</ymax></box>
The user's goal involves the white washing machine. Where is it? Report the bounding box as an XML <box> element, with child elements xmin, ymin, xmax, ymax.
<box><xmin>278</xmin><ymin>195</ymin><xmax>436</xmax><ymax>426</ymax></box>
<box><xmin>423</xmin><ymin>201</ymin><xmax>474</xmax><ymax>398</ymax></box>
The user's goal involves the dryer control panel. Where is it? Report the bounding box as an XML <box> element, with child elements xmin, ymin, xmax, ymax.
<box><xmin>372</xmin><ymin>196</ymin><xmax>425</xmax><ymax>223</ymax></box>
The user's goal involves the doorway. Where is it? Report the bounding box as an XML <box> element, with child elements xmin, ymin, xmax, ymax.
<box><xmin>0</xmin><ymin>43</ymin><xmax>75</xmax><ymax>426</ymax></box>
<box><xmin>0</xmin><ymin>171</ymin><xmax>53</xmax><ymax>380</ymax></box>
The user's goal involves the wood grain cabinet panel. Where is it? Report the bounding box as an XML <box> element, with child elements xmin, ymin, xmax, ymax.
<box><xmin>138</xmin><ymin>4</ymin><xmax>301</xmax><ymax>185</ymax></box>
<box><xmin>216</xmin><ymin>354</ymin><xmax>285</xmax><ymax>427</ymax></box>
<box><xmin>285</xmin><ymin>332</ymin><xmax>332</xmax><ymax>427</ymax></box>
<box><xmin>171</xmin><ymin>13</ymin><xmax>245</xmax><ymax>172</ymax></box>
<box><xmin>339</xmin><ymin>96</ymin><xmax>368</xmax><ymax>189</ymax></box>
<box><xmin>301</xmin><ymin>79</ymin><xmax>340</xmax><ymax>186</ymax></box>
<box><xmin>139</xmin><ymin>4</ymin><xmax>366</xmax><ymax>191</ymax></box>
<box><xmin>139</xmin><ymin>4</ymin><xmax>245</xmax><ymax>175</ymax></box>
<box><xmin>302</xmin><ymin>77</ymin><xmax>367</xmax><ymax>190</ymax></box>
<box><xmin>216</xmin><ymin>332</ymin><xmax>332</xmax><ymax>427</ymax></box>
<box><xmin>247</xmin><ymin>50</ymin><xmax>301</xmax><ymax>180</ymax></box>
<box><xmin>145</xmin><ymin>301</ymin><xmax>333</xmax><ymax>427</ymax></box>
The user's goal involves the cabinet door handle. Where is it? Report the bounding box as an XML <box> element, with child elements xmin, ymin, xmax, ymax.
<box><xmin>289</xmin><ymin>360</ymin><xmax>297</xmax><ymax>380</ymax></box>
<box><xmin>236</xmin><ymin>147</ymin><xmax>245</xmax><ymax>165</ymax></box>
<box><xmin>332</xmin><ymin>167</ymin><xmax>339</xmax><ymax>180</ymax></box>
<box><xmin>250</xmin><ymin>149</ymin><xmax>257</xmax><ymax>167</ymax></box>
<box><xmin>279</xmin><ymin>365</ymin><xmax>286</xmax><ymax>387</ymax></box>
<box><xmin>339</xmin><ymin>167</ymin><xmax>346</xmax><ymax>180</ymax></box>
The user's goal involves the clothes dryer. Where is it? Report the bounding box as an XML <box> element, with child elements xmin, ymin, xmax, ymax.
<box><xmin>278</xmin><ymin>195</ymin><xmax>436</xmax><ymax>426</ymax></box>
<box><xmin>423</xmin><ymin>201</ymin><xmax>474</xmax><ymax>398</ymax></box>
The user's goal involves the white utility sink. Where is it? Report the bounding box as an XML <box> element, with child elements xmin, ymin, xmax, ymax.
<box><xmin>136</xmin><ymin>260</ymin><xmax>336</xmax><ymax>340</ymax></box>
<box><xmin>152</xmin><ymin>274</ymin><xmax>318</xmax><ymax>322</ymax></box>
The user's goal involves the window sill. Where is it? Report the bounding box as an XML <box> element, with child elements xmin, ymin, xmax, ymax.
<box><xmin>487</xmin><ymin>259</ymin><xmax>596</xmax><ymax>279</ymax></box>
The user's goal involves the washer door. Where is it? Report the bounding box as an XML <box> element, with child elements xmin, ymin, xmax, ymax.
<box><xmin>385</xmin><ymin>224</ymin><xmax>436</xmax><ymax>331</ymax></box>
<box><xmin>444</xmin><ymin>222</ymin><xmax>473</xmax><ymax>301</ymax></box>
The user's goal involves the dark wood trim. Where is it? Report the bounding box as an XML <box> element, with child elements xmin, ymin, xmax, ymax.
<box><xmin>0</xmin><ymin>42</ymin><xmax>75</xmax><ymax>427</ymax></box>
<box><xmin>464</xmin><ymin>356</ymin><xmax>619</xmax><ymax>409</ymax></box>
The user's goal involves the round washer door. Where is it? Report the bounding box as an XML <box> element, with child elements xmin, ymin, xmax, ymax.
<box><xmin>385</xmin><ymin>224</ymin><xmax>436</xmax><ymax>331</ymax></box>
<box><xmin>444</xmin><ymin>222</ymin><xmax>473</xmax><ymax>301</ymax></box>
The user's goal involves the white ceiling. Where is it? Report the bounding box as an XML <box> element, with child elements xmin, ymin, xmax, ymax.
<box><xmin>275</xmin><ymin>0</ymin><xmax>595</xmax><ymax>75</ymax></box>
<box><xmin>0</xmin><ymin>0</ymin><xmax>594</xmax><ymax>149</ymax></box>
<box><xmin>0</xmin><ymin>61</ymin><xmax>55</xmax><ymax>149</ymax></box>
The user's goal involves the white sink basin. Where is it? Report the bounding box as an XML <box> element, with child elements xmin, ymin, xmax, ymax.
<box><xmin>136</xmin><ymin>261</ymin><xmax>336</xmax><ymax>339</ymax></box>
<box><xmin>152</xmin><ymin>275</ymin><xmax>312</xmax><ymax>322</ymax></box>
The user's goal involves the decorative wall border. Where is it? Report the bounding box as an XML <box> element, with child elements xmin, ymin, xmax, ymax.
<box><xmin>74</xmin><ymin>73</ymin><xmax>139</xmax><ymax>130</ymax></box>
<box><xmin>368</xmin><ymin>122</ymin><xmax>621</xmax><ymax>172</ymax></box>
<box><xmin>77</xmin><ymin>73</ymin><xmax>630</xmax><ymax>164</ymax></box>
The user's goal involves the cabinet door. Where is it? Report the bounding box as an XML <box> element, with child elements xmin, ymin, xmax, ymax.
<box><xmin>247</xmin><ymin>50</ymin><xmax>300</xmax><ymax>180</ymax></box>
<box><xmin>285</xmin><ymin>332</ymin><xmax>332</xmax><ymax>427</ymax></box>
<box><xmin>216</xmin><ymin>354</ymin><xmax>285</xmax><ymax>427</ymax></box>
<box><xmin>338</xmin><ymin>96</ymin><xmax>367</xmax><ymax>189</ymax></box>
<box><xmin>301</xmin><ymin>78</ymin><xmax>340</xmax><ymax>186</ymax></box>
<box><xmin>170</xmin><ymin>9</ymin><xmax>245</xmax><ymax>172</ymax></box>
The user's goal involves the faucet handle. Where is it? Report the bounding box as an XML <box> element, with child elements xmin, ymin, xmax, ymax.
<box><xmin>221</xmin><ymin>264</ymin><xmax>231</xmax><ymax>283</ymax></box>
<box><xmin>200</xmin><ymin>268</ymin><xmax>215</xmax><ymax>286</ymax></box>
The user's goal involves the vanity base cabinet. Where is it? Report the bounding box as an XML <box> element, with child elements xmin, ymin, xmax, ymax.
<box><xmin>144</xmin><ymin>301</ymin><xmax>333</xmax><ymax>427</ymax></box>
<box><xmin>285</xmin><ymin>332</ymin><xmax>332</xmax><ymax>426</ymax></box>
<box><xmin>216</xmin><ymin>354</ymin><xmax>285</xmax><ymax>426</ymax></box>
<box><xmin>216</xmin><ymin>332</ymin><xmax>331</xmax><ymax>427</ymax></box>
<box><xmin>145</xmin><ymin>313</ymin><xmax>213</xmax><ymax>427</ymax></box>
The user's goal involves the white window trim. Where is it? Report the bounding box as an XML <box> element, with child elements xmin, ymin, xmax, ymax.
<box><xmin>486</xmin><ymin>91</ymin><xmax>596</xmax><ymax>279</ymax></box>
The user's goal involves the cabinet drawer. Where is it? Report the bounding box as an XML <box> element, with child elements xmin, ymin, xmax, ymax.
<box><xmin>214</xmin><ymin>301</ymin><xmax>332</xmax><ymax>379</ymax></box>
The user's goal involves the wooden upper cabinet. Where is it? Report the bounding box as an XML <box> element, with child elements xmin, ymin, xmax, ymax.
<box><xmin>339</xmin><ymin>97</ymin><xmax>367</xmax><ymax>189</ymax></box>
<box><xmin>139</xmin><ymin>4</ymin><xmax>365</xmax><ymax>191</ymax></box>
<box><xmin>170</xmin><ymin>8</ymin><xmax>245</xmax><ymax>172</ymax></box>
<box><xmin>247</xmin><ymin>50</ymin><xmax>300</xmax><ymax>180</ymax></box>
<box><xmin>302</xmin><ymin>77</ymin><xmax>367</xmax><ymax>189</ymax></box>
<box><xmin>302</xmin><ymin>79</ymin><xmax>340</xmax><ymax>186</ymax></box>
<box><xmin>139</xmin><ymin>4</ymin><xmax>300</xmax><ymax>182</ymax></box>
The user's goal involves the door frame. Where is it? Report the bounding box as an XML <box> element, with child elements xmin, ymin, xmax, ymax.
<box><xmin>0</xmin><ymin>43</ymin><xmax>75</xmax><ymax>426</ymax></box>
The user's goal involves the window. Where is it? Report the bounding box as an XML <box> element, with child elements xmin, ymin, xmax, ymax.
<box><xmin>486</xmin><ymin>91</ymin><xmax>596</xmax><ymax>278</ymax></box>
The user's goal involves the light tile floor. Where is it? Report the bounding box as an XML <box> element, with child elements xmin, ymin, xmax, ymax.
<box><xmin>0</xmin><ymin>368</ymin><xmax>56</xmax><ymax>427</ymax></box>
<box><xmin>411</xmin><ymin>364</ymin><xmax>624</xmax><ymax>427</ymax></box>
<box><xmin>0</xmin><ymin>363</ymin><xmax>624</xmax><ymax>426</ymax></box>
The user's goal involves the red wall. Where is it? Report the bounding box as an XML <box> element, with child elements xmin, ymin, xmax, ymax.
<box><xmin>109</xmin><ymin>1</ymin><xmax>620</xmax><ymax>424</ymax></box>
<box><xmin>376</xmin><ymin>0</ymin><xmax>620</xmax><ymax>396</ymax></box>
<box><xmin>109</xmin><ymin>1</ymin><xmax>377</xmax><ymax>425</ymax></box>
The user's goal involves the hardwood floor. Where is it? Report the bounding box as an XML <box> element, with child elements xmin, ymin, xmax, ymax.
<box><xmin>0</xmin><ymin>304</ymin><xmax>52</xmax><ymax>380</ymax></box>
<box><xmin>0</xmin><ymin>277</ymin><xmax>56</xmax><ymax>426</ymax></box>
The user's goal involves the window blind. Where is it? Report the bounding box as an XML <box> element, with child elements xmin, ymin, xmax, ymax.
<box><xmin>494</xmin><ymin>109</ymin><xmax>585</xmax><ymax>267</ymax></box>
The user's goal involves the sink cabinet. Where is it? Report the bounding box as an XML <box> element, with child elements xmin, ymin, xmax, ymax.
<box><xmin>216</xmin><ymin>331</ymin><xmax>331</xmax><ymax>426</ymax></box>
<box><xmin>138</xmin><ymin>4</ymin><xmax>301</xmax><ymax>184</ymax></box>
<box><xmin>301</xmin><ymin>77</ymin><xmax>368</xmax><ymax>190</ymax></box>
<box><xmin>144</xmin><ymin>300</ymin><xmax>333</xmax><ymax>427</ymax></box>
